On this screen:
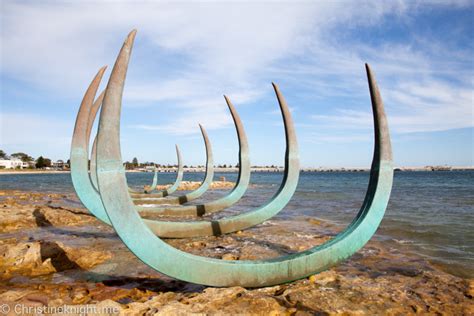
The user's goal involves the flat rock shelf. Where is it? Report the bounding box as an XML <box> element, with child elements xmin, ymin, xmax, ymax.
<box><xmin>0</xmin><ymin>190</ymin><xmax>472</xmax><ymax>315</ymax></box>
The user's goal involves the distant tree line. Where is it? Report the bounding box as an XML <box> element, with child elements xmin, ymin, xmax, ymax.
<box><xmin>0</xmin><ymin>149</ymin><xmax>66</xmax><ymax>169</ymax></box>
<box><xmin>1</xmin><ymin>149</ymin><xmax>278</xmax><ymax>171</ymax></box>
<box><xmin>122</xmin><ymin>157</ymin><xmax>243</xmax><ymax>170</ymax></box>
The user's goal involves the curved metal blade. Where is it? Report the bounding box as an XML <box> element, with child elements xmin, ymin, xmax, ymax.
<box><xmin>132</xmin><ymin>124</ymin><xmax>214</xmax><ymax>204</ymax></box>
<box><xmin>95</xmin><ymin>30</ymin><xmax>393</xmax><ymax>287</ymax></box>
<box><xmin>70</xmin><ymin>66</ymin><xmax>111</xmax><ymax>224</ymax></box>
<box><xmin>137</xmin><ymin>95</ymin><xmax>251</xmax><ymax>215</ymax></box>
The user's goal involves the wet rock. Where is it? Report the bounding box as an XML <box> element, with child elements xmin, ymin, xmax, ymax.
<box><xmin>156</xmin><ymin>180</ymin><xmax>235</xmax><ymax>191</ymax></box>
<box><xmin>150</xmin><ymin>287</ymin><xmax>286</xmax><ymax>315</ymax></box>
<box><xmin>466</xmin><ymin>279</ymin><xmax>474</xmax><ymax>298</ymax></box>
<box><xmin>0</xmin><ymin>240</ymin><xmax>56</xmax><ymax>277</ymax></box>
<box><xmin>221</xmin><ymin>253</ymin><xmax>239</xmax><ymax>260</ymax></box>
<box><xmin>0</xmin><ymin>191</ymin><xmax>96</xmax><ymax>233</ymax></box>
<box><xmin>0</xmin><ymin>189</ymin><xmax>472</xmax><ymax>315</ymax></box>
<box><xmin>308</xmin><ymin>270</ymin><xmax>337</xmax><ymax>285</ymax></box>
<box><xmin>0</xmin><ymin>239</ymin><xmax>111</xmax><ymax>279</ymax></box>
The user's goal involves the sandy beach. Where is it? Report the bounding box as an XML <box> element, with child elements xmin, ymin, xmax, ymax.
<box><xmin>0</xmin><ymin>189</ymin><xmax>472</xmax><ymax>315</ymax></box>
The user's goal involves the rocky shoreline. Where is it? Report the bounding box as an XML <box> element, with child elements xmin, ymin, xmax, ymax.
<box><xmin>0</xmin><ymin>190</ymin><xmax>472</xmax><ymax>315</ymax></box>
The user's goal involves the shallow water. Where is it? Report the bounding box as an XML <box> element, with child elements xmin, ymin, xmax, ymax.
<box><xmin>1</xmin><ymin>170</ymin><xmax>473</xmax><ymax>278</ymax></box>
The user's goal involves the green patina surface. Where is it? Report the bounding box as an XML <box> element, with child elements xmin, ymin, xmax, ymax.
<box><xmin>69</xmin><ymin>33</ymin><xmax>302</xmax><ymax>239</ymax></box>
<box><xmin>89</xmin><ymin>30</ymin><xmax>394</xmax><ymax>287</ymax></box>
<box><xmin>136</xmin><ymin>95</ymin><xmax>251</xmax><ymax>216</ymax></box>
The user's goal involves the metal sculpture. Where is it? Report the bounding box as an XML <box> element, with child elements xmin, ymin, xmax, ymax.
<box><xmin>90</xmin><ymin>133</ymin><xmax>184</xmax><ymax>197</ymax></box>
<box><xmin>70</xmin><ymin>35</ymin><xmax>299</xmax><ymax>238</ymax></box>
<box><xmin>83</xmin><ymin>86</ymin><xmax>181</xmax><ymax>197</ymax></box>
<box><xmin>132</xmin><ymin>124</ymin><xmax>214</xmax><ymax>205</ymax></box>
<box><xmin>90</xmin><ymin>134</ymin><xmax>160</xmax><ymax>193</ymax></box>
<box><xmin>90</xmin><ymin>30</ymin><xmax>393</xmax><ymax>287</ymax></box>
<box><xmin>137</xmin><ymin>95</ymin><xmax>250</xmax><ymax>216</ymax></box>
<box><xmin>127</xmin><ymin>167</ymin><xmax>158</xmax><ymax>193</ymax></box>
<box><xmin>130</xmin><ymin>144</ymin><xmax>183</xmax><ymax>197</ymax></box>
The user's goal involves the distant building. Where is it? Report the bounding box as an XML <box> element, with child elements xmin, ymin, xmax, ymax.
<box><xmin>0</xmin><ymin>158</ymin><xmax>29</xmax><ymax>169</ymax></box>
<box><xmin>52</xmin><ymin>160</ymin><xmax>66</xmax><ymax>170</ymax></box>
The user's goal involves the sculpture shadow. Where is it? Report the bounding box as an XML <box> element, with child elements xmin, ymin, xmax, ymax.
<box><xmin>33</xmin><ymin>208</ymin><xmax>52</xmax><ymax>227</ymax></box>
<box><xmin>40</xmin><ymin>240</ymin><xmax>81</xmax><ymax>271</ymax></box>
<box><xmin>37</xmin><ymin>241</ymin><xmax>204</xmax><ymax>293</ymax></box>
<box><xmin>46</xmin><ymin>226</ymin><xmax>118</xmax><ymax>239</ymax></box>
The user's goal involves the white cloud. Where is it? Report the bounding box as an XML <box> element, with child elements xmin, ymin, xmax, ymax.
<box><xmin>1</xmin><ymin>0</ymin><xmax>472</xmax><ymax>146</ymax></box>
<box><xmin>0</xmin><ymin>1</ymin><xmax>414</xmax><ymax>135</ymax></box>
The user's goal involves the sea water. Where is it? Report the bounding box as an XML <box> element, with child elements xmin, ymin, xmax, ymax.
<box><xmin>1</xmin><ymin>170</ymin><xmax>472</xmax><ymax>278</ymax></box>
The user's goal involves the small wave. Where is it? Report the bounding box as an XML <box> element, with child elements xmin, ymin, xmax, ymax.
<box><xmin>392</xmin><ymin>239</ymin><xmax>413</xmax><ymax>244</ymax></box>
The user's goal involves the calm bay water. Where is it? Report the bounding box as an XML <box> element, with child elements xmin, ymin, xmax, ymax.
<box><xmin>1</xmin><ymin>170</ymin><xmax>473</xmax><ymax>278</ymax></box>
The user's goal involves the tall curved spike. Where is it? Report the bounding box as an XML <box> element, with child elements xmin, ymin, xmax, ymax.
<box><xmin>72</xmin><ymin>31</ymin><xmax>296</xmax><ymax>242</ymax></box>
<box><xmin>146</xmin><ymin>144</ymin><xmax>185</xmax><ymax>196</ymax></box>
<box><xmin>96</xmin><ymin>41</ymin><xmax>393</xmax><ymax>288</ymax></box>
<box><xmin>86</xmin><ymin>90</ymin><xmax>105</xmax><ymax>152</ymax></box>
<box><xmin>90</xmin><ymin>133</ymin><xmax>159</xmax><ymax>193</ymax></box>
<box><xmin>165</xmin><ymin>144</ymin><xmax>184</xmax><ymax>195</ymax></box>
<box><xmin>129</xmin><ymin>142</ymin><xmax>186</xmax><ymax>198</ymax></box>
<box><xmin>140</xmin><ymin>81</ymin><xmax>299</xmax><ymax>236</ymax></box>
<box><xmin>70</xmin><ymin>66</ymin><xmax>110</xmax><ymax>223</ymax></box>
<box><xmin>127</xmin><ymin>168</ymin><xmax>158</xmax><ymax>194</ymax></box>
<box><xmin>94</xmin><ymin>30</ymin><xmax>299</xmax><ymax>239</ymax></box>
<box><xmin>90</xmin><ymin>134</ymin><xmax>99</xmax><ymax>190</ymax></box>
<box><xmin>85</xmin><ymin>91</ymin><xmax>105</xmax><ymax>190</ymax></box>
<box><xmin>137</xmin><ymin>95</ymin><xmax>251</xmax><ymax>216</ymax></box>
<box><xmin>132</xmin><ymin>124</ymin><xmax>214</xmax><ymax>205</ymax></box>
<box><xmin>146</xmin><ymin>168</ymin><xmax>159</xmax><ymax>193</ymax></box>
<box><xmin>129</xmin><ymin>144</ymin><xmax>184</xmax><ymax>197</ymax></box>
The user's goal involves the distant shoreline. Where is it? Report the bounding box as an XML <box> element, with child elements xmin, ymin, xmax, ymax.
<box><xmin>0</xmin><ymin>165</ymin><xmax>473</xmax><ymax>175</ymax></box>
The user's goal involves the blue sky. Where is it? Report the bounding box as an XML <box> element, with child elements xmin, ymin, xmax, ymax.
<box><xmin>0</xmin><ymin>1</ymin><xmax>472</xmax><ymax>167</ymax></box>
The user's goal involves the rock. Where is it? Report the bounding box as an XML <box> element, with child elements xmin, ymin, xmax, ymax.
<box><xmin>308</xmin><ymin>218</ymin><xmax>322</xmax><ymax>225</ymax></box>
<box><xmin>0</xmin><ymin>239</ymin><xmax>111</xmax><ymax>279</ymax></box>
<box><xmin>151</xmin><ymin>287</ymin><xmax>286</xmax><ymax>315</ymax></box>
<box><xmin>467</xmin><ymin>279</ymin><xmax>474</xmax><ymax>298</ymax></box>
<box><xmin>156</xmin><ymin>180</ymin><xmax>235</xmax><ymax>191</ymax></box>
<box><xmin>0</xmin><ymin>241</ymin><xmax>56</xmax><ymax>277</ymax></box>
<box><xmin>0</xmin><ymin>189</ymin><xmax>472</xmax><ymax>315</ymax></box>
<box><xmin>190</xmin><ymin>241</ymin><xmax>206</xmax><ymax>249</ymax></box>
<box><xmin>308</xmin><ymin>270</ymin><xmax>337</xmax><ymax>285</ymax></box>
<box><xmin>221</xmin><ymin>253</ymin><xmax>239</xmax><ymax>260</ymax></box>
<box><xmin>0</xmin><ymin>192</ymin><xmax>96</xmax><ymax>233</ymax></box>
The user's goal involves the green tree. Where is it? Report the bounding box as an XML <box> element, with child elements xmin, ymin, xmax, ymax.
<box><xmin>36</xmin><ymin>156</ymin><xmax>45</xmax><ymax>168</ymax></box>
<box><xmin>132</xmin><ymin>157</ymin><xmax>138</xmax><ymax>167</ymax></box>
<box><xmin>35</xmin><ymin>156</ymin><xmax>51</xmax><ymax>169</ymax></box>
<box><xmin>11</xmin><ymin>152</ymin><xmax>34</xmax><ymax>162</ymax></box>
<box><xmin>0</xmin><ymin>150</ymin><xmax>6</xmax><ymax>159</ymax></box>
<box><xmin>44</xmin><ymin>158</ymin><xmax>52</xmax><ymax>168</ymax></box>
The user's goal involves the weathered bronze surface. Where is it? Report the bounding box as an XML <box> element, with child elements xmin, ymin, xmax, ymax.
<box><xmin>73</xmin><ymin>30</ymin><xmax>393</xmax><ymax>287</ymax></box>
<box><xmin>130</xmin><ymin>144</ymin><xmax>183</xmax><ymax>196</ymax></box>
<box><xmin>137</xmin><ymin>95</ymin><xmax>250</xmax><ymax>216</ymax></box>
<box><xmin>131</xmin><ymin>124</ymin><xmax>214</xmax><ymax>205</ymax></box>
<box><xmin>69</xmin><ymin>35</ymin><xmax>298</xmax><ymax>237</ymax></box>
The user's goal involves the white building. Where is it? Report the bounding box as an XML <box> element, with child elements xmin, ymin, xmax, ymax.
<box><xmin>0</xmin><ymin>158</ymin><xmax>29</xmax><ymax>169</ymax></box>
